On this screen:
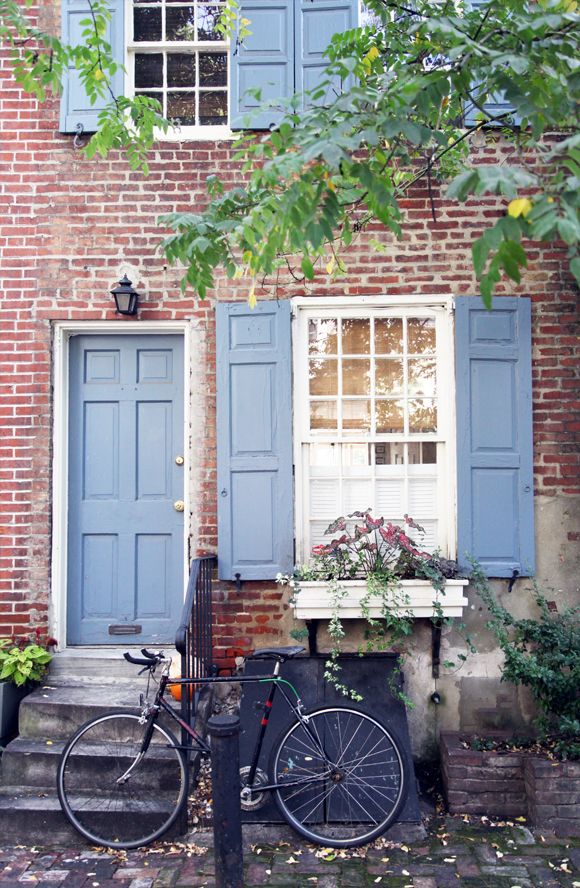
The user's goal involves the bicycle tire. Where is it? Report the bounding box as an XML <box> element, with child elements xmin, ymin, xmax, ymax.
<box><xmin>270</xmin><ymin>706</ymin><xmax>407</xmax><ymax>848</ymax></box>
<box><xmin>57</xmin><ymin>710</ymin><xmax>187</xmax><ymax>849</ymax></box>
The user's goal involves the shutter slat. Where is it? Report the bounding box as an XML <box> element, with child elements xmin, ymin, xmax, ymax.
<box><xmin>60</xmin><ymin>0</ymin><xmax>125</xmax><ymax>134</ymax></box>
<box><xmin>230</xmin><ymin>0</ymin><xmax>294</xmax><ymax>130</ymax></box>
<box><xmin>455</xmin><ymin>297</ymin><xmax>534</xmax><ymax>577</ymax></box>
<box><xmin>216</xmin><ymin>301</ymin><xmax>294</xmax><ymax>579</ymax></box>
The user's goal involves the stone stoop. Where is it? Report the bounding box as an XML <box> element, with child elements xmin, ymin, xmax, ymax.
<box><xmin>0</xmin><ymin>649</ymin><xmax>176</xmax><ymax>846</ymax></box>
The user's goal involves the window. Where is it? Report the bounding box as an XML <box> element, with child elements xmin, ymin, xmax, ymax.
<box><xmin>128</xmin><ymin>0</ymin><xmax>229</xmax><ymax>134</ymax></box>
<box><xmin>293</xmin><ymin>299</ymin><xmax>456</xmax><ymax>563</ymax></box>
<box><xmin>60</xmin><ymin>0</ymin><xmax>358</xmax><ymax>136</ymax></box>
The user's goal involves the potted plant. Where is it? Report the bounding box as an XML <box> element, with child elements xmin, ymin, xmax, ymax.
<box><xmin>441</xmin><ymin>565</ymin><xmax>580</xmax><ymax>835</ymax></box>
<box><xmin>278</xmin><ymin>511</ymin><xmax>469</xmax><ymax>700</ymax></box>
<box><xmin>0</xmin><ymin>629</ymin><xmax>56</xmax><ymax>747</ymax></box>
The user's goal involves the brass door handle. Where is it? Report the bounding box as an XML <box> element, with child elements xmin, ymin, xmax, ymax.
<box><xmin>174</xmin><ymin>500</ymin><xmax>185</xmax><ymax>512</ymax></box>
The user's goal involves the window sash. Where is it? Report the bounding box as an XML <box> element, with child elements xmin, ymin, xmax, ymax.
<box><xmin>126</xmin><ymin>0</ymin><xmax>230</xmax><ymax>133</ymax></box>
<box><xmin>293</xmin><ymin>300</ymin><xmax>457</xmax><ymax>564</ymax></box>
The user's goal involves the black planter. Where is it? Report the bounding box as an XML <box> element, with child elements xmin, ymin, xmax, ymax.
<box><xmin>0</xmin><ymin>682</ymin><xmax>29</xmax><ymax>747</ymax></box>
<box><xmin>239</xmin><ymin>652</ymin><xmax>420</xmax><ymax>823</ymax></box>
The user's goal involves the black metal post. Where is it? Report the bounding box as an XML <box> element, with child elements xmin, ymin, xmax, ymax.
<box><xmin>208</xmin><ymin>714</ymin><xmax>243</xmax><ymax>888</ymax></box>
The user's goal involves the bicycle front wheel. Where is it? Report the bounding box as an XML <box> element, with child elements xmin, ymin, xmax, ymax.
<box><xmin>57</xmin><ymin>711</ymin><xmax>187</xmax><ymax>849</ymax></box>
<box><xmin>271</xmin><ymin>706</ymin><xmax>406</xmax><ymax>848</ymax></box>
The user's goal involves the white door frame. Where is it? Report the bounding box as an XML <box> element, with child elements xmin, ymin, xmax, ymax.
<box><xmin>51</xmin><ymin>321</ymin><xmax>193</xmax><ymax>649</ymax></box>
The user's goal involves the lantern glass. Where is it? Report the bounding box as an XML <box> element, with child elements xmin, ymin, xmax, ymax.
<box><xmin>111</xmin><ymin>275</ymin><xmax>139</xmax><ymax>315</ymax></box>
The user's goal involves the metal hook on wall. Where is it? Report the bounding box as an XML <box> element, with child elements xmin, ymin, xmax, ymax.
<box><xmin>73</xmin><ymin>122</ymin><xmax>86</xmax><ymax>150</ymax></box>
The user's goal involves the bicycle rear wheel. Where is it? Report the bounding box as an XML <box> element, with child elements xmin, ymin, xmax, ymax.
<box><xmin>57</xmin><ymin>710</ymin><xmax>187</xmax><ymax>849</ymax></box>
<box><xmin>270</xmin><ymin>706</ymin><xmax>406</xmax><ymax>847</ymax></box>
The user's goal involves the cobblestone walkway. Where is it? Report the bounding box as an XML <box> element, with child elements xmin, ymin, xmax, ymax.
<box><xmin>0</xmin><ymin>815</ymin><xmax>578</xmax><ymax>888</ymax></box>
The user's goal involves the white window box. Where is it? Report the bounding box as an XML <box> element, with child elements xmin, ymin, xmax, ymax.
<box><xmin>294</xmin><ymin>578</ymin><xmax>469</xmax><ymax>620</ymax></box>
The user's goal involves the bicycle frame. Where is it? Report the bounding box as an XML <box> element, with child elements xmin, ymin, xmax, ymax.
<box><xmin>143</xmin><ymin>660</ymin><xmax>330</xmax><ymax>795</ymax></box>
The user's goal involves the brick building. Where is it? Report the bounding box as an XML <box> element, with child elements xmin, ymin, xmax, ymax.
<box><xmin>0</xmin><ymin>0</ymin><xmax>578</xmax><ymax>758</ymax></box>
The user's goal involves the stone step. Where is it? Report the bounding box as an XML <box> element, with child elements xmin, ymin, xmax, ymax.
<box><xmin>48</xmin><ymin>648</ymin><xmax>178</xmax><ymax>685</ymax></box>
<box><xmin>17</xmin><ymin>683</ymin><xmax>173</xmax><ymax>741</ymax></box>
<box><xmin>1</xmin><ymin>734</ymin><xmax>188</xmax><ymax>790</ymax></box>
<box><xmin>0</xmin><ymin>786</ymin><xmax>186</xmax><ymax>847</ymax></box>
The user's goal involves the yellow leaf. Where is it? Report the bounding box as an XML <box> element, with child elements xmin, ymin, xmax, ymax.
<box><xmin>507</xmin><ymin>198</ymin><xmax>533</xmax><ymax>218</ymax></box>
<box><xmin>248</xmin><ymin>285</ymin><xmax>257</xmax><ymax>309</ymax></box>
<box><xmin>326</xmin><ymin>257</ymin><xmax>335</xmax><ymax>275</ymax></box>
<box><xmin>94</xmin><ymin>69</ymin><xmax>105</xmax><ymax>81</ymax></box>
<box><xmin>515</xmin><ymin>816</ymin><xmax>526</xmax><ymax>822</ymax></box>
<box><xmin>365</xmin><ymin>46</ymin><xmax>380</xmax><ymax>62</ymax></box>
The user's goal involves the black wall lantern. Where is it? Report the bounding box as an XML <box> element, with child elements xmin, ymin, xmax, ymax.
<box><xmin>111</xmin><ymin>274</ymin><xmax>140</xmax><ymax>315</ymax></box>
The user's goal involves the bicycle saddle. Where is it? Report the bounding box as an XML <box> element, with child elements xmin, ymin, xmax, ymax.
<box><xmin>250</xmin><ymin>645</ymin><xmax>305</xmax><ymax>662</ymax></box>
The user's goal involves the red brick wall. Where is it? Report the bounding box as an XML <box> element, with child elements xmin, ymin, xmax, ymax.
<box><xmin>0</xmin><ymin>3</ymin><xmax>578</xmax><ymax>648</ymax></box>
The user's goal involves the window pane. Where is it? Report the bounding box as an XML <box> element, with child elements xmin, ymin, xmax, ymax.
<box><xmin>135</xmin><ymin>90</ymin><xmax>164</xmax><ymax>113</ymax></box>
<box><xmin>342</xmin><ymin>359</ymin><xmax>370</xmax><ymax>395</ymax></box>
<box><xmin>342</xmin><ymin>319</ymin><xmax>370</xmax><ymax>354</ymax></box>
<box><xmin>197</xmin><ymin>5</ymin><xmax>222</xmax><ymax>40</ymax></box>
<box><xmin>310</xmin><ymin>480</ymin><xmax>339</xmax><ymax>517</ymax></box>
<box><xmin>134</xmin><ymin>7</ymin><xmax>162</xmax><ymax>41</ymax></box>
<box><xmin>409</xmin><ymin>478</ymin><xmax>436</xmax><ymax>514</ymax></box>
<box><xmin>309</xmin><ymin>359</ymin><xmax>337</xmax><ymax>396</ymax></box>
<box><xmin>408</xmin><ymin>442</ymin><xmax>437</xmax><ymax>464</ymax></box>
<box><xmin>167</xmin><ymin>53</ymin><xmax>196</xmax><ymax>87</ymax></box>
<box><xmin>376</xmin><ymin>359</ymin><xmax>403</xmax><ymax>395</ymax></box>
<box><xmin>374</xmin><ymin>443</ymin><xmax>405</xmax><ymax>465</ymax></box>
<box><xmin>409</xmin><ymin>400</ymin><xmax>437</xmax><ymax>433</ymax></box>
<box><xmin>342</xmin><ymin>444</ymin><xmax>370</xmax><ymax>466</ymax></box>
<box><xmin>375</xmin><ymin>318</ymin><xmax>403</xmax><ymax>354</ymax></box>
<box><xmin>376</xmin><ymin>479</ymin><xmax>404</xmax><ymax>514</ymax></box>
<box><xmin>167</xmin><ymin>91</ymin><xmax>196</xmax><ymax>125</ymax></box>
<box><xmin>309</xmin><ymin>319</ymin><xmax>337</xmax><ymax>355</ymax></box>
<box><xmin>408</xmin><ymin>358</ymin><xmax>436</xmax><ymax>397</ymax></box>
<box><xmin>135</xmin><ymin>53</ymin><xmax>163</xmax><ymax>88</ymax></box>
<box><xmin>199</xmin><ymin>91</ymin><xmax>227</xmax><ymax>124</ymax></box>
<box><xmin>199</xmin><ymin>52</ymin><xmax>227</xmax><ymax>86</ymax></box>
<box><xmin>166</xmin><ymin>6</ymin><xmax>195</xmax><ymax>40</ymax></box>
<box><xmin>310</xmin><ymin>401</ymin><xmax>337</xmax><ymax>430</ymax></box>
<box><xmin>344</xmin><ymin>479</ymin><xmax>372</xmax><ymax>513</ymax></box>
<box><xmin>309</xmin><ymin>443</ymin><xmax>339</xmax><ymax>466</ymax></box>
<box><xmin>408</xmin><ymin>317</ymin><xmax>436</xmax><ymax>354</ymax></box>
<box><xmin>342</xmin><ymin>400</ymin><xmax>370</xmax><ymax>431</ymax></box>
<box><xmin>376</xmin><ymin>399</ymin><xmax>404</xmax><ymax>433</ymax></box>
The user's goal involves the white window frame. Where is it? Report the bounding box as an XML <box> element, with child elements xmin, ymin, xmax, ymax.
<box><xmin>292</xmin><ymin>295</ymin><xmax>457</xmax><ymax>565</ymax></box>
<box><xmin>125</xmin><ymin>0</ymin><xmax>233</xmax><ymax>140</ymax></box>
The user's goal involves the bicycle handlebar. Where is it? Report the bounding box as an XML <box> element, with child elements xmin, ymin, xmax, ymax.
<box><xmin>124</xmin><ymin>651</ymin><xmax>165</xmax><ymax>667</ymax></box>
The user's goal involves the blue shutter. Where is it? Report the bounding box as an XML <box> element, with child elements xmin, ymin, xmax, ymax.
<box><xmin>295</xmin><ymin>0</ymin><xmax>357</xmax><ymax>109</ymax></box>
<box><xmin>59</xmin><ymin>0</ymin><xmax>125</xmax><ymax>134</ymax></box>
<box><xmin>230</xmin><ymin>0</ymin><xmax>294</xmax><ymax>130</ymax></box>
<box><xmin>216</xmin><ymin>301</ymin><xmax>294</xmax><ymax>580</ymax></box>
<box><xmin>463</xmin><ymin>0</ymin><xmax>518</xmax><ymax>128</ymax></box>
<box><xmin>455</xmin><ymin>297</ymin><xmax>535</xmax><ymax>577</ymax></box>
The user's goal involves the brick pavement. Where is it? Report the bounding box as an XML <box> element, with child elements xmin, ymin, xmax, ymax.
<box><xmin>0</xmin><ymin>816</ymin><xmax>578</xmax><ymax>888</ymax></box>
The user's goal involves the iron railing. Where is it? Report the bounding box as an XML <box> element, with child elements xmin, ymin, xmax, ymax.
<box><xmin>175</xmin><ymin>555</ymin><xmax>217</xmax><ymax>730</ymax></box>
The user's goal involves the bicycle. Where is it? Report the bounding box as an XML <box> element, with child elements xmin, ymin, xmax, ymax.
<box><xmin>57</xmin><ymin>645</ymin><xmax>408</xmax><ymax>850</ymax></box>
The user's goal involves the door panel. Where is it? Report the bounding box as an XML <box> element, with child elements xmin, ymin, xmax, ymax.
<box><xmin>67</xmin><ymin>334</ymin><xmax>185</xmax><ymax>645</ymax></box>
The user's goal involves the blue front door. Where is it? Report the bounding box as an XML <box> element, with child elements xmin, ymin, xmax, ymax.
<box><xmin>67</xmin><ymin>334</ymin><xmax>185</xmax><ymax>645</ymax></box>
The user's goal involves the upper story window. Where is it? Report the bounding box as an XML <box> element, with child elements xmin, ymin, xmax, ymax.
<box><xmin>128</xmin><ymin>0</ymin><xmax>229</xmax><ymax>134</ymax></box>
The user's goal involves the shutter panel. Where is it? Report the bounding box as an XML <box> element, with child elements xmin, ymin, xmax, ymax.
<box><xmin>230</xmin><ymin>0</ymin><xmax>294</xmax><ymax>130</ymax></box>
<box><xmin>59</xmin><ymin>0</ymin><xmax>125</xmax><ymax>134</ymax></box>
<box><xmin>455</xmin><ymin>297</ymin><xmax>535</xmax><ymax>577</ymax></box>
<box><xmin>463</xmin><ymin>0</ymin><xmax>519</xmax><ymax>128</ymax></box>
<box><xmin>295</xmin><ymin>0</ymin><xmax>357</xmax><ymax>109</ymax></box>
<box><xmin>216</xmin><ymin>301</ymin><xmax>294</xmax><ymax>580</ymax></box>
